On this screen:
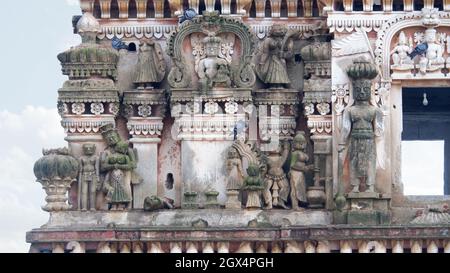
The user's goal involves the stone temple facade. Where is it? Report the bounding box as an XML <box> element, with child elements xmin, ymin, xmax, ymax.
<box><xmin>27</xmin><ymin>0</ymin><xmax>450</xmax><ymax>253</ymax></box>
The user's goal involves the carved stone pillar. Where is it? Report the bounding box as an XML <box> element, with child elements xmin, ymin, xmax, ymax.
<box><xmin>301</xmin><ymin>37</ymin><xmax>333</xmax><ymax>209</ymax></box>
<box><xmin>123</xmin><ymin>90</ymin><xmax>166</xmax><ymax>209</ymax></box>
<box><xmin>253</xmin><ymin>89</ymin><xmax>299</xmax><ymax>145</ymax></box>
<box><xmin>57</xmin><ymin>13</ymin><xmax>120</xmax><ymax>209</ymax></box>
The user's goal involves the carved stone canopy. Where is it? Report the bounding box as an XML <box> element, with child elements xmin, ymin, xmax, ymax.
<box><xmin>166</xmin><ymin>11</ymin><xmax>257</xmax><ymax>89</ymax></box>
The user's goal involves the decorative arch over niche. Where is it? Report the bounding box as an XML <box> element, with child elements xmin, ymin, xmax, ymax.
<box><xmin>375</xmin><ymin>8</ymin><xmax>450</xmax><ymax>80</ymax></box>
<box><xmin>166</xmin><ymin>11</ymin><xmax>257</xmax><ymax>88</ymax></box>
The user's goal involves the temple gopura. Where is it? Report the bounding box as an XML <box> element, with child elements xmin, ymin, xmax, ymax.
<box><xmin>27</xmin><ymin>0</ymin><xmax>450</xmax><ymax>253</ymax></box>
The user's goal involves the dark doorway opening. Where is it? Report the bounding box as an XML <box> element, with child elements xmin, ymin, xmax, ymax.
<box><xmin>402</xmin><ymin>87</ymin><xmax>450</xmax><ymax>195</ymax></box>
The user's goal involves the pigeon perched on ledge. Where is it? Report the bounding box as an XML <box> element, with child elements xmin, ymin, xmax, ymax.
<box><xmin>408</xmin><ymin>43</ymin><xmax>428</xmax><ymax>59</ymax></box>
<box><xmin>179</xmin><ymin>8</ymin><xmax>197</xmax><ymax>24</ymax></box>
<box><xmin>112</xmin><ymin>37</ymin><xmax>129</xmax><ymax>51</ymax></box>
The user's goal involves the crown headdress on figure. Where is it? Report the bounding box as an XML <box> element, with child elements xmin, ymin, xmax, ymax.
<box><xmin>203</xmin><ymin>32</ymin><xmax>222</xmax><ymax>46</ymax></box>
<box><xmin>346</xmin><ymin>57</ymin><xmax>378</xmax><ymax>80</ymax></box>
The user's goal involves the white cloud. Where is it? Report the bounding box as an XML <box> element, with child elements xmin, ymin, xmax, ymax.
<box><xmin>0</xmin><ymin>106</ymin><xmax>65</xmax><ymax>253</ymax></box>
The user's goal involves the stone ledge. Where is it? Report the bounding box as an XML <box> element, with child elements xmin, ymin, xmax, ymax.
<box><xmin>26</xmin><ymin>225</ymin><xmax>450</xmax><ymax>244</ymax></box>
<box><xmin>41</xmin><ymin>209</ymin><xmax>332</xmax><ymax>229</ymax></box>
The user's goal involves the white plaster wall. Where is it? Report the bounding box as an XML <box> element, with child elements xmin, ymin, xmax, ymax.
<box><xmin>181</xmin><ymin>140</ymin><xmax>232</xmax><ymax>205</ymax></box>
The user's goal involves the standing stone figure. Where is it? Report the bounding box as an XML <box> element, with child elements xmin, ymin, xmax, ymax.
<box><xmin>134</xmin><ymin>39</ymin><xmax>166</xmax><ymax>89</ymax></box>
<box><xmin>225</xmin><ymin>147</ymin><xmax>244</xmax><ymax>208</ymax></box>
<box><xmin>263</xmin><ymin>141</ymin><xmax>290</xmax><ymax>209</ymax></box>
<box><xmin>256</xmin><ymin>24</ymin><xmax>293</xmax><ymax>88</ymax></box>
<box><xmin>340</xmin><ymin>58</ymin><xmax>383</xmax><ymax>193</ymax></box>
<box><xmin>78</xmin><ymin>144</ymin><xmax>99</xmax><ymax>211</ymax></box>
<box><xmin>226</xmin><ymin>147</ymin><xmax>244</xmax><ymax>190</ymax></box>
<box><xmin>197</xmin><ymin>32</ymin><xmax>232</xmax><ymax>92</ymax></box>
<box><xmin>100</xmin><ymin>124</ymin><xmax>141</xmax><ymax>210</ymax></box>
<box><xmin>289</xmin><ymin>132</ymin><xmax>314</xmax><ymax>210</ymax></box>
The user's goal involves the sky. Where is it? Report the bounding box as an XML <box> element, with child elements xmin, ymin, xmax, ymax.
<box><xmin>0</xmin><ymin>0</ymin><xmax>445</xmax><ymax>253</ymax></box>
<box><xmin>0</xmin><ymin>0</ymin><xmax>81</xmax><ymax>252</ymax></box>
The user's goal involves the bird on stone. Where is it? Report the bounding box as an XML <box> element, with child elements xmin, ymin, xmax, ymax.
<box><xmin>179</xmin><ymin>8</ymin><xmax>197</xmax><ymax>24</ymax></box>
<box><xmin>232</xmin><ymin>120</ymin><xmax>246</xmax><ymax>141</ymax></box>
<box><xmin>112</xmin><ymin>37</ymin><xmax>129</xmax><ymax>51</ymax></box>
<box><xmin>408</xmin><ymin>43</ymin><xmax>428</xmax><ymax>59</ymax></box>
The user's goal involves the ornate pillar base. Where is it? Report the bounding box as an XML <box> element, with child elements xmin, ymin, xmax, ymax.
<box><xmin>346</xmin><ymin>192</ymin><xmax>392</xmax><ymax>225</ymax></box>
<box><xmin>225</xmin><ymin>190</ymin><xmax>242</xmax><ymax>209</ymax></box>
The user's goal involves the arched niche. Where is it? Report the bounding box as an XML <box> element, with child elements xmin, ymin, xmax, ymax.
<box><xmin>166</xmin><ymin>11</ymin><xmax>257</xmax><ymax>88</ymax></box>
<box><xmin>374</xmin><ymin>8</ymin><xmax>450</xmax><ymax>203</ymax></box>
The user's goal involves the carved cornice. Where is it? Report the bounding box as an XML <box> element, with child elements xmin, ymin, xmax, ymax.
<box><xmin>303</xmin><ymin>91</ymin><xmax>332</xmax><ymax>104</ymax></box>
<box><xmin>95</xmin><ymin>21</ymin><xmax>322</xmax><ymax>41</ymax></box>
<box><xmin>307</xmin><ymin>115</ymin><xmax>333</xmax><ymax>136</ymax></box>
<box><xmin>97</xmin><ymin>24</ymin><xmax>178</xmax><ymax>40</ymax></box>
<box><xmin>127</xmin><ymin>118</ymin><xmax>164</xmax><ymax>137</ymax></box>
<box><xmin>123</xmin><ymin>90</ymin><xmax>167</xmax><ymax>106</ymax></box>
<box><xmin>170</xmin><ymin>88</ymin><xmax>253</xmax><ymax>103</ymax></box>
<box><xmin>259</xmin><ymin>116</ymin><xmax>297</xmax><ymax>139</ymax></box>
<box><xmin>58</xmin><ymin>88</ymin><xmax>120</xmax><ymax>104</ymax></box>
<box><xmin>253</xmin><ymin>89</ymin><xmax>300</xmax><ymax>105</ymax></box>
<box><xmin>61</xmin><ymin>115</ymin><xmax>116</xmax><ymax>134</ymax></box>
<box><xmin>327</xmin><ymin>12</ymin><xmax>397</xmax><ymax>33</ymax></box>
<box><xmin>176</xmin><ymin>114</ymin><xmax>247</xmax><ymax>140</ymax></box>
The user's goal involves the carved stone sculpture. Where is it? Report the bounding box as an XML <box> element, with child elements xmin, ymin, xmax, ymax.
<box><xmin>289</xmin><ymin>132</ymin><xmax>314</xmax><ymax>210</ymax></box>
<box><xmin>263</xmin><ymin>141</ymin><xmax>290</xmax><ymax>209</ymax></box>
<box><xmin>419</xmin><ymin>28</ymin><xmax>445</xmax><ymax>74</ymax></box>
<box><xmin>196</xmin><ymin>32</ymin><xmax>232</xmax><ymax>92</ymax></box>
<box><xmin>33</xmin><ymin>148</ymin><xmax>79</xmax><ymax>212</ymax></box>
<box><xmin>143</xmin><ymin>196</ymin><xmax>174</xmax><ymax>211</ymax></box>
<box><xmin>134</xmin><ymin>39</ymin><xmax>166</xmax><ymax>89</ymax></box>
<box><xmin>78</xmin><ymin>144</ymin><xmax>99</xmax><ymax>211</ymax></box>
<box><xmin>225</xmin><ymin>147</ymin><xmax>244</xmax><ymax>209</ymax></box>
<box><xmin>391</xmin><ymin>31</ymin><xmax>413</xmax><ymax>69</ymax></box>
<box><xmin>340</xmin><ymin>58</ymin><xmax>383</xmax><ymax>193</ymax></box>
<box><xmin>167</xmin><ymin>11</ymin><xmax>256</xmax><ymax>88</ymax></box>
<box><xmin>256</xmin><ymin>24</ymin><xmax>293</xmax><ymax>88</ymax></box>
<box><xmin>99</xmin><ymin>124</ymin><xmax>141</xmax><ymax>210</ymax></box>
<box><xmin>242</xmin><ymin>165</ymin><xmax>264</xmax><ymax>209</ymax></box>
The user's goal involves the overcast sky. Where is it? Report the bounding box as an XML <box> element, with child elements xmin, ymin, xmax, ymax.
<box><xmin>0</xmin><ymin>0</ymin><xmax>445</xmax><ymax>253</ymax></box>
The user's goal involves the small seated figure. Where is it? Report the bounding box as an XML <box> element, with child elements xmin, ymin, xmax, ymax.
<box><xmin>242</xmin><ymin>165</ymin><xmax>265</xmax><ymax>209</ymax></box>
<box><xmin>391</xmin><ymin>31</ymin><xmax>413</xmax><ymax>70</ymax></box>
<box><xmin>419</xmin><ymin>28</ymin><xmax>445</xmax><ymax>74</ymax></box>
<box><xmin>197</xmin><ymin>33</ymin><xmax>232</xmax><ymax>92</ymax></box>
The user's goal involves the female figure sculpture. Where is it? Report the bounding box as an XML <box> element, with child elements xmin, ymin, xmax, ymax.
<box><xmin>100</xmin><ymin>124</ymin><xmax>140</xmax><ymax>210</ymax></box>
<box><xmin>103</xmin><ymin>141</ymin><xmax>135</xmax><ymax>210</ymax></box>
<box><xmin>78</xmin><ymin>144</ymin><xmax>99</xmax><ymax>211</ymax></box>
<box><xmin>134</xmin><ymin>39</ymin><xmax>166</xmax><ymax>89</ymax></box>
<box><xmin>289</xmin><ymin>132</ymin><xmax>314</xmax><ymax>210</ymax></box>
<box><xmin>225</xmin><ymin>147</ymin><xmax>244</xmax><ymax>209</ymax></box>
<box><xmin>256</xmin><ymin>24</ymin><xmax>293</xmax><ymax>88</ymax></box>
